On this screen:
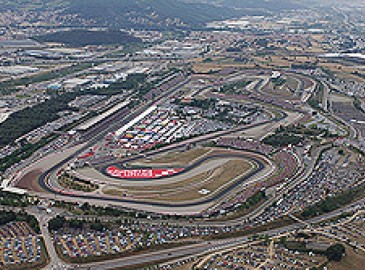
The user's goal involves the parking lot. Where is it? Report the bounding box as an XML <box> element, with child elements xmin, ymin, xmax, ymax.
<box><xmin>110</xmin><ymin>105</ymin><xmax>232</xmax><ymax>151</ymax></box>
<box><xmin>0</xmin><ymin>222</ymin><xmax>44</xmax><ymax>267</ymax></box>
<box><xmin>200</xmin><ymin>240</ymin><xmax>325</xmax><ymax>270</ymax></box>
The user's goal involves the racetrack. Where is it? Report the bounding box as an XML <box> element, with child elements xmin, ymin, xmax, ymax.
<box><xmin>101</xmin><ymin>156</ymin><xmax>255</xmax><ymax>203</ymax></box>
<box><xmin>29</xmin><ymin>103</ymin><xmax>287</xmax><ymax>215</ymax></box>
<box><xmin>38</xmin><ymin>148</ymin><xmax>273</xmax><ymax>214</ymax></box>
<box><xmin>78</xmin><ymin>157</ymin><xmax>244</xmax><ymax>186</ymax></box>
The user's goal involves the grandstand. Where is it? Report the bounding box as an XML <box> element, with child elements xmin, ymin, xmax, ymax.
<box><xmin>77</xmin><ymin>101</ymin><xmax>130</xmax><ymax>140</ymax></box>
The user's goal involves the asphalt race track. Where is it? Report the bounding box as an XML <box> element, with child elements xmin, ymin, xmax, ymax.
<box><xmin>34</xmin><ymin>108</ymin><xmax>287</xmax><ymax>213</ymax></box>
<box><xmin>34</xmin><ymin>106</ymin><xmax>286</xmax><ymax>213</ymax></box>
<box><xmin>39</xmin><ymin>152</ymin><xmax>267</xmax><ymax>209</ymax></box>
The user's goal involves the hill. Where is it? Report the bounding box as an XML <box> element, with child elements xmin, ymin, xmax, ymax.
<box><xmin>184</xmin><ymin>0</ymin><xmax>317</xmax><ymax>11</ymax></box>
<box><xmin>64</xmin><ymin>0</ymin><xmax>245</xmax><ymax>29</ymax></box>
<box><xmin>0</xmin><ymin>0</ymin><xmax>66</xmax><ymax>12</ymax></box>
<box><xmin>0</xmin><ymin>0</ymin><xmax>319</xmax><ymax>30</ymax></box>
<box><xmin>218</xmin><ymin>0</ymin><xmax>304</xmax><ymax>11</ymax></box>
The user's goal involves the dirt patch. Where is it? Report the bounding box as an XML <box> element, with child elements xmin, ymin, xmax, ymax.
<box><xmin>16</xmin><ymin>169</ymin><xmax>45</xmax><ymax>192</ymax></box>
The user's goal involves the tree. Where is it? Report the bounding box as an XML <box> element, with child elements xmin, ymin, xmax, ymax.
<box><xmin>325</xmin><ymin>244</ymin><xmax>345</xmax><ymax>262</ymax></box>
<box><xmin>48</xmin><ymin>216</ymin><xmax>66</xmax><ymax>231</ymax></box>
<box><xmin>80</xmin><ymin>202</ymin><xmax>91</xmax><ymax>212</ymax></box>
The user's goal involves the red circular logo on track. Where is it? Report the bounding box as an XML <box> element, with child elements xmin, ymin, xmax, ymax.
<box><xmin>106</xmin><ymin>166</ymin><xmax>184</xmax><ymax>179</ymax></box>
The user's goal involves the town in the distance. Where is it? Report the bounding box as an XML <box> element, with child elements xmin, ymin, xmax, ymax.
<box><xmin>0</xmin><ymin>0</ymin><xmax>365</xmax><ymax>269</ymax></box>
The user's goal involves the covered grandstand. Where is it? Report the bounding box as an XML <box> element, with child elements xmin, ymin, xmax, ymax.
<box><xmin>76</xmin><ymin>101</ymin><xmax>130</xmax><ymax>140</ymax></box>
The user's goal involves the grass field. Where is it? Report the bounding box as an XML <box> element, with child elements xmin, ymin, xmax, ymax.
<box><xmin>133</xmin><ymin>147</ymin><xmax>211</xmax><ymax>166</ymax></box>
<box><xmin>327</xmin><ymin>246</ymin><xmax>365</xmax><ymax>270</ymax></box>
<box><xmin>330</xmin><ymin>93</ymin><xmax>353</xmax><ymax>103</ymax></box>
<box><xmin>261</xmin><ymin>80</ymin><xmax>293</xmax><ymax>98</ymax></box>
<box><xmin>103</xmin><ymin>159</ymin><xmax>253</xmax><ymax>202</ymax></box>
<box><xmin>286</xmin><ymin>76</ymin><xmax>300</xmax><ymax>91</ymax></box>
<box><xmin>58</xmin><ymin>175</ymin><xmax>98</xmax><ymax>192</ymax></box>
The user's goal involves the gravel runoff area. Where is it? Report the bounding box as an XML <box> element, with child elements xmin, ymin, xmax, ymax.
<box><xmin>15</xmin><ymin>144</ymin><xmax>86</xmax><ymax>192</ymax></box>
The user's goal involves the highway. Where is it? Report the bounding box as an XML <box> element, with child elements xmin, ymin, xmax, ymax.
<box><xmin>73</xmin><ymin>197</ymin><xmax>365</xmax><ymax>270</ymax></box>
